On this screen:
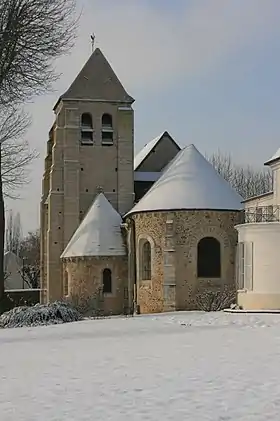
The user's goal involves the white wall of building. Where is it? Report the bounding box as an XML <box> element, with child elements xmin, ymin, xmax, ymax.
<box><xmin>236</xmin><ymin>222</ymin><xmax>280</xmax><ymax>309</ymax></box>
<box><xmin>244</xmin><ymin>192</ymin><xmax>273</xmax><ymax>209</ymax></box>
<box><xmin>235</xmin><ymin>148</ymin><xmax>280</xmax><ymax>310</ymax></box>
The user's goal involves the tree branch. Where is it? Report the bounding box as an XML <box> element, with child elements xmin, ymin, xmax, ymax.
<box><xmin>0</xmin><ymin>0</ymin><xmax>78</xmax><ymax>105</ymax></box>
<box><xmin>0</xmin><ymin>107</ymin><xmax>37</xmax><ymax>198</ymax></box>
<box><xmin>206</xmin><ymin>150</ymin><xmax>272</xmax><ymax>200</ymax></box>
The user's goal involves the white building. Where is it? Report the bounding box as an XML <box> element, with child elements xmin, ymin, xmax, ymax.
<box><xmin>235</xmin><ymin>147</ymin><xmax>280</xmax><ymax>310</ymax></box>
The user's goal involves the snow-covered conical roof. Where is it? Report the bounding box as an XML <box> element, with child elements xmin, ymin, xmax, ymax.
<box><xmin>61</xmin><ymin>193</ymin><xmax>126</xmax><ymax>258</ymax></box>
<box><xmin>126</xmin><ymin>144</ymin><xmax>243</xmax><ymax>216</ymax></box>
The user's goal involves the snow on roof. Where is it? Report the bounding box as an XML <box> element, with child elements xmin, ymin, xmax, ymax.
<box><xmin>61</xmin><ymin>193</ymin><xmax>126</xmax><ymax>259</ymax></box>
<box><xmin>127</xmin><ymin>144</ymin><xmax>243</xmax><ymax>216</ymax></box>
<box><xmin>134</xmin><ymin>133</ymin><xmax>165</xmax><ymax>171</ymax></box>
<box><xmin>264</xmin><ymin>147</ymin><xmax>280</xmax><ymax>166</ymax></box>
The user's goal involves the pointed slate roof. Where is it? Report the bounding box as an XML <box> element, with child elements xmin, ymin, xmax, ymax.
<box><xmin>61</xmin><ymin>193</ymin><xmax>126</xmax><ymax>258</ymax></box>
<box><xmin>127</xmin><ymin>144</ymin><xmax>243</xmax><ymax>216</ymax></box>
<box><xmin>56</xmin><ymin>48</ymin><xmax>134</xmax><ymax>106</ymax></box>
<box><xmin>264</xmin><ymin>147</ymin><xmax>280</xmax><ymax>166</ymax></box>
<box><xmin>134</xmin><ymin>131</ymin><xmax>180</xmax><ymax>171</ymax></box>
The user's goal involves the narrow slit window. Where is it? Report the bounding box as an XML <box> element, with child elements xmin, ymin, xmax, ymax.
<box><xmin>141</xmin><ymin>241</ymin><xmax>151</xmax><ymax>280</ymax></box>
<box><xmin>64</xmin><ymin>270</ymin><xmax>69</xmax><ymax>296</ymax></box>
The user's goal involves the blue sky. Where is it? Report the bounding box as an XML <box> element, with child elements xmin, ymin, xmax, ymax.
<box><xmin>7</xmin><ymin>0</ymin><xmax>280</xmax><ymax>232</ymax></box>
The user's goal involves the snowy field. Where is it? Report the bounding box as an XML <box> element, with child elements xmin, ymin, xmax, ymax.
<box><xmin>1</xmin><ymin>312</ymin><xmax>280</xmax><ymax>421</ymax></box>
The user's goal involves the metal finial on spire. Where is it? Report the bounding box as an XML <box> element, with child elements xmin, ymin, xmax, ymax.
<box><xmin>97</xmin><ymin>186</ymin><xmax>103</xmax><ymax>193</ymax></box>
<box><xmin>90</xmin><ymin>33</ymin><xmax>95</xmax><ymax>52</ymax></box>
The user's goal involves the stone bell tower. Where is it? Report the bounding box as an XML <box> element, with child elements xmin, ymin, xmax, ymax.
<box><xmin>40</xmin><ymin>47</ymin><xmax>135</xmax><ymax>303</ymax></box>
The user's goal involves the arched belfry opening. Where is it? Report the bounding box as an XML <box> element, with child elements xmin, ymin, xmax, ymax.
<box><xmin>197</xmin><ymin>237</ymin><xmax>221</xmax><ymax>278</ymax></box>
<box><xmin>101</xmin><ymin>113</ymin><xmax>113</xmax><ymax>145</ymax></box>
<box><xmin>81</xmin><ymin>113</ymin><xmax>93</xmax><ymax>144</ymax></box>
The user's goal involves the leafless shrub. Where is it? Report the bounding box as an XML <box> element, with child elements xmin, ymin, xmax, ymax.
<box><xmin>195</xmin><ymin>286</ymin><xmax>236</xmax><ymax>312</ymax></box>
<box><xmin>66</xmin><ymin>286</ymin><xmax>106</xmax><ymax>318</ymax></box>
<box><xmin>0</xmin><ymin>301</ymin><xmax>82</xmax><ymax>328</ymax></box>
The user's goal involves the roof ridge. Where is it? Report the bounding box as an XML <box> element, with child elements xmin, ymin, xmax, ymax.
<box><xmin>134</xmin><ymin>131</ymin><xmax>180</xmax><ymax>171</ymax></box>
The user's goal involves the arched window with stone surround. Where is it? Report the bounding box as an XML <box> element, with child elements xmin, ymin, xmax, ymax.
<box><xmin>141</xmin><ymin>240</ymin><xmax>151</xmax><ymax>280</ymax></box>
<box><xmin>102</xmin><ymin>268</ymin><xmax>112</xmax><ymax>294</ymax></box>
<box><xmin>81</xmin><ymin>113</ymin><xmax>93</xmax><ymax>144</ymax></box>
<box><xmin>197</xmin><ymin>236</ymin><xmax>221</xmax><ymax>278</ymax></box>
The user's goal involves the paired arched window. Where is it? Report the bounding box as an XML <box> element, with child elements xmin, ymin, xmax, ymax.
<box><xmin>80</xmin><ymin>113</ymin><xmax>113</xmax><ymax>145</ymax></box>
<box><xmin>102</xmin><ymin>268</ymin><xmax>112</xmax><ymax>294</ymax></box>
<box><xmin>81</xmin><ymin>113</ymin><xmax>93</xmax><ymax>144</ymax></box>
<box><xmin>141</xmin><ymin>240</ymin><xmax>151</xmax><ymax>280</ymax></box>
<box><xmin>197</xmin><ymin>237</ymin><xmax>221</xmax><ymax>278</ymax></box>
<box><xmin>101</xmin><ymin>113</ymin><xmax>113</xmax><ymax>145</ymax></box>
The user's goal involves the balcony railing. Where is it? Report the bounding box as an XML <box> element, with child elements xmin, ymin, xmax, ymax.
<box><xmin>244</xmin><ymin>205</ymin><xmax>280</xmax><ymax>223</ymax></box>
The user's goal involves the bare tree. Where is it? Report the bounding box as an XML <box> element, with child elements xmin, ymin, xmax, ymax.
<box><xmin>0</xmin><ymin>0</ymin><xmax>77</xmax><ymax>105</ymax></box>
<box><xmin>2</xmin><ymin>139</ymin><xmax>37</xmax><ymax>198</ymax></box>
<box><xmin>5</xmin><ymin>210</ymin><xmax>22</xmax><ymax>255</ymax></box>
<box><xmin>0</xmin><ymin>107</ymin><xmax>37</xmax><ymax>198</ymax></box>
<box><xmin>19</xmin><ymin>230</ymin><xmax>40</xmax><ymax>289</ymax></box>
<box><xmin>0</xmin><ymin>0</ymin><xmax>78</xmax><ymax>308</ymax></box>
<box><xmin>207</xmin><ymin>150</ymin><xmax>272</xmax><ymax>200</ymax></box>
<box><xmin>0</xmin><ymin>106</ymin><xmax>35</xmax><ymax>305</ymax></box>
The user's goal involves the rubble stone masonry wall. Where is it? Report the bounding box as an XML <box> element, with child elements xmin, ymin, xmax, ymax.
<box><xmin>64</xmin><ymin>256</ymin><xmax>128</xmax><ymax>315</ymax></box>
<box><xmin>131</xmin><ymin>210</ymin><xmax>241</xmax><ymax>313</ymax></box>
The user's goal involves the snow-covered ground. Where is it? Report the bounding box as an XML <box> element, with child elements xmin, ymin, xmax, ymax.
<box><xmin>1</xmin><ymin>311</ymin><xmax>280</xmax><ymax>421</ymax></box>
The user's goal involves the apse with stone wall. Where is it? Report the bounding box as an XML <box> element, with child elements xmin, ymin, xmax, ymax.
<box><xmin>125</xmin><ymin>144</ymin><xmax>243</xmax><ymax>314</ymax></box>
<box><xmin>61</xmin><ymin>193</ymin><xmax>128</xmax><ymax>315</ymax></box>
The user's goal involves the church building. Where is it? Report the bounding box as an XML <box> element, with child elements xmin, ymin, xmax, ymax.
<box><xmin>40</xmin><ymin>47</ymin><xmax>243</xmax><ymax>314</ymax></box>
